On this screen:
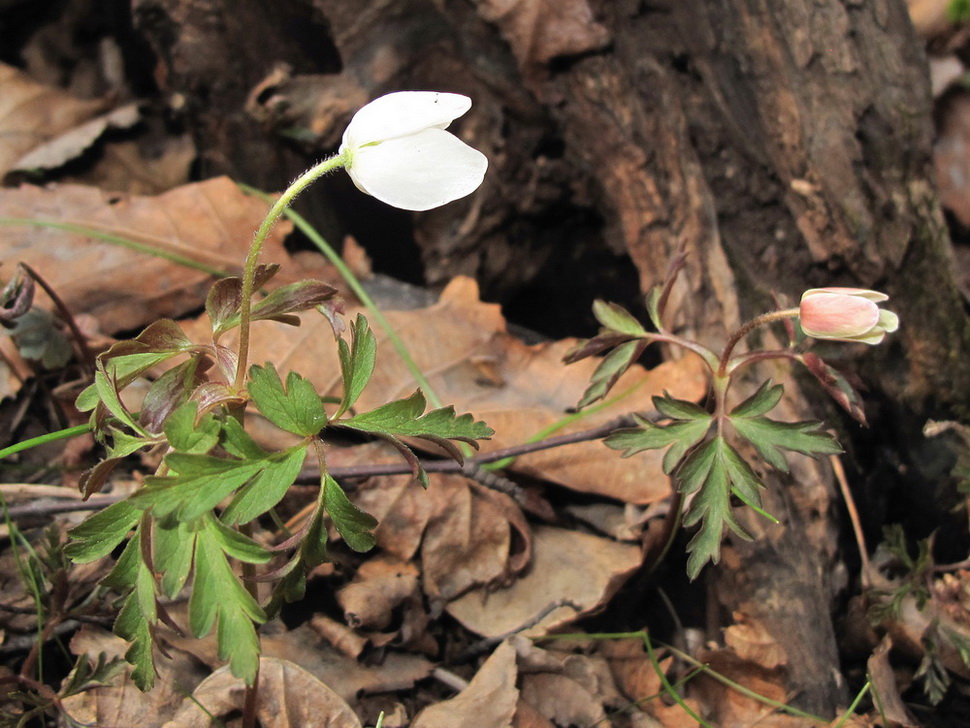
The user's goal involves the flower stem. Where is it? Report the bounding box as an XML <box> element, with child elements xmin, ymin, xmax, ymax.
<box><xmin>233</xmin><ymin>152</ymin><xmax>349</xmax><ymax>392</ymax></box>
<box><xmin>716</xmin><ymin>308</ymin><xmax>799</xmax><ymax>377</ymax></box>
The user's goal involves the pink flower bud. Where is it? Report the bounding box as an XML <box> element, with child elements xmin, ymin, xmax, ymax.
<box><xmin>798</xmin><ymin>288</ymin><xmax>899</xmax><ymax>345</ymax></box>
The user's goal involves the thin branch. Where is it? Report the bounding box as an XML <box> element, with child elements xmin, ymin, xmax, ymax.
<box><xmin>3</xmin><ymin>415</ymin><xmax>647</xmax><ymax>522</ymax></box>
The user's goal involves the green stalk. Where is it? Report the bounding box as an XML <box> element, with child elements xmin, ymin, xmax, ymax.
<box><xmin>236</xmin><ymin>184</ymin><xmax>445</xmax><ymax>409</ymax></box>
<box><xmin>0</xmin><ymin>425</ymin><xmax>91</xmax><ymax>461</ymax></box>
<box><xmin>233</xmin><ymin>154</ymin><xmax>348</xmax><ymax>392</ymax></box>
<box><xmin>0</xmin><ymin>218</ymin><xmax>228</xmax><ymax>276</ymax></box>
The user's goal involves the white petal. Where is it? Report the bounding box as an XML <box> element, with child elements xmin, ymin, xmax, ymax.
<box><xmin>342</xmin><ymin>91</ymin><xmax>472</xmax><ymax>149</ymax></box>
<box><xmin>347</xmin><ymin>128</ymin><xmax>487</xmax><ymax>211</ymax></box>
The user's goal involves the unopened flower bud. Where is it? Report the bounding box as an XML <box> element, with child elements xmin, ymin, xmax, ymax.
<box><xmin>799</xmin><ymin>287</ymin><xmax>899</xmax><ymax>345</ymax></box>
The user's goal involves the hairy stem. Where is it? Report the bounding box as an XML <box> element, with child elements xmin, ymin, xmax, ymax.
<box><xmin>234</xmin><ymin>152</ymin><xmax>349</xmax><ymax>392</ymax></box>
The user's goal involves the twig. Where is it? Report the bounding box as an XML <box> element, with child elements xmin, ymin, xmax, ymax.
<box><xmin>456</xmin><ymin>599</ymin><xmax>583</xmax><ymax>662</ymax></box>
<box><xmin>830</xmin><ymin>454</ymin><xmax>871</xmax><ymax>589</ymax></box>
<box><xmin>3</xmin><ymin>416</ymin><xmax>641</xmax><ymax>523</ymax></box>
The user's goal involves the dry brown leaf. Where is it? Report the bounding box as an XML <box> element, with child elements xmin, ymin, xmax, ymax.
<box><xmin>231</xmin><ymin>276</ymin><xmax>708</xmax><ymax>504</ymax></box>
<box><xmin>723</xmin><ymin>611</ymin><xmax>789</xmax><ymax>670</ymax></box>
<box><xmin>512</xmin><ymin>699</ymin><xmax>556</xmax><ymax>728</ymax></box>
<box><xmin>471</xmin><ymin>0</ymin><xmax>610</xmax><ymax>75</ymax></box>
<box><xmin>163</xmin><ymin>656</ymin><xmax>361</xmax><ymax>728</ymax></box>
<box><xmin>352</xmin><ymin>473</ymin><xmax>531</xmax><ymax>603</ymax></box>
<box><xmin>338</xmin><ymin>556</ymin><xmax>421</xmax><ymax>631</ymax></box>
<box><xmin>63</xmin><ymin>133</ymin><xmax>197</xmax><ymax>195</ymax></box>
<box><xmin>519</xmin><ymin>672</ymin><xmax>608</xmax><ymax>727</ymax></box>
<box><xmin>598</xmin><ymin>640</ymin><xmax>705</xmax><ymax>727</ymax></box>
<box><xmin>164</xmin><ymin>621</ymin><xmax>434</xmax><ymax>704</ymax></box>
<box><xmin>335</xmin><ymin>554</ymin><xmax>434</xmax><ymax>652</ymax></box>
<box><xmin>866</xmin><ymin>636</ymin><xmax>919</xmax><ymax>728</ymax></box>
<box><xmin>0</xmin><ymin>177</ymin><xmax>297</xmax><ymax>333</ymax></box>
<box><xmin>13</xmin><ymin>103</ymin><xmax>140</xmax><ymax>174</ymax></box>
<box><xmin>310</xmin><ymin>614</ymin><xmax>369</xmax><ymax>659</ymax></box>
<box><xmin>61</xmin><ymin>626</ymin><xmax>208</xmax><ymax>728</ymax></box>
<box><xmin>0</xmin><ymin>62</ymin><xmax>109</xmax><ymax>178</ymax></box>
<box><xmin>690</xmin><ymin>650</ymin><xmax>804</xmax><ymax>728</ymax></box>
<box><xmin>445</xmin><ymin>524</ymin><xmax>640</xmax><ymax>638</ymax></box>
<box><xmin>412</xmin><ymin>640</ymin><xmax>519</xmax><ymax>728</ymax></box>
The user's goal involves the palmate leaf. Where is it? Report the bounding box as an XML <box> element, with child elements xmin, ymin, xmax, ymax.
<box><xmin>338</xmin><ymin>389</ymin><xmax>493</xmax><ymax>487</ymax></box>
<box><xmin>727</xmin><ymin>380</ymin><xmax>842</xmax><ymax>471</ymax></box>
<box><xmin>605</xmin><ymin>394</ymin><xmax>711</xmax><ymax>473</ymax></box>
<box><xmin>339</xmin><ymin>389</ymin><xmax>493</xmax><ymax>447</ymax></box>
<box><xmin>678</xmin><ymin>436</ymin><xmax>771</xmax><ymax>580</ymax></box>
<box><xmin>102</xmin><ymin>535</ymin><xmax>158</xmax><ymax>690</ymax></box>
<box><xmin>334</xmin><ymin>314</ymin><xmax>377</xmax><ymax>418</ymax></box>
<box><xmin>153</xmin><ymin>519</ymin><xmax>198</xmax><ymax>599</ymax></box>
<box><xmin>65</xmin><ymin>499</ymin><xmax>143</xmax><ymax>563</ymax></box>
<box><xmin>323</xmin><ymin>474</ymin><xmax>377</xmax><ymax>552</ymax></box>
<box><xmin>729</xmin><ymin>412</ymin><xmax>843</xmax><ymax>472</ymax></box>
<box><xmin>606</xmin><ymin>412</ymin><xmax>712</xmax><ymax>474</ymax></box>
<box><xmin>134</xmin><ymin>455</ymin><xmax>265</xmax><ymax>524</ymax></box>
<box><xmin>188</xmin><ymin>516</ymin><xmax>267</xmax><ymax>684</ymax></box>
<box><xmin>248</xmin><ymin>363</ymin><xmax>327</xmax><ymax>437</ymax></box>
<box><xmin>576</xmin><ymin>339</ymin><xmax>649</xmax><ymax>409</ymax></box>
<box><xmin>134</xmin><ymin>444</ymin><xmax>307</xmax><ymax>526</ymax></box>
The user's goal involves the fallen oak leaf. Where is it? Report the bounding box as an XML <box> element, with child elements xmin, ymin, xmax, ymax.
<box><xmin>162</xmin><ymin>657</ymin><xmax>361</xmax><ymax>728</ymax></box>
<box><xmin>0</xmin><ymin>177</ymin><xmax>309</xmax><ymax>333</ymax></box>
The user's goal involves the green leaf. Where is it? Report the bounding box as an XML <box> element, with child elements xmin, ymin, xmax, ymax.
<box><xmin>66</xmin><ymin>500</ymin><xmax>143</xmax><ymax>563</ymax></box>
<box><xmin>114</xmin><ymin>590</ymin><xmax>156</xmax><ymax>691</ymax></box>
<box><xmin>93</xmin><ymin>363</ymin><xmax>146</xmax><ymax>435</ymax></box>
<box><xmin>189</xmin><ymin>520</ymin><xmax>266</xmax><ymax>684</ymax></box>
<box><xmin>248</xmin><ymin>363</ymin><xmax>327</xmax><ymax>436</ymax></box>
<box><xmin>654</xmin><ymin>394</ymin><xmax>710</xmax><ymax>421</ymax></box>
<box><xmin>207</xmin><ymin>515</ymin><xmax>272</xmax><ymax>563</ymax></box>
<box><xmin>324</xmin><ymin>474</ymin><xmax>377</xmax><ymax>552</ymax></box>
<box><xmin>335</xmin><ymin>314</ymin><xmax>377</xmax><ymax>418</ymax></box>
<box><xmin>163</xmin><ymin>401</ymin><xmax>221</xmax><ymax>454</ymax></box>
<box><xmin>153</xmin><ymin>520</ymin><xmax>198</xmax><ymax>599</ymax></box>
<box><xmin>135</xmin><ymin>455</ymin><xmax>265</xmax><ymax>523</ymax></box>
<box><xmin>578</xmin><ymin>339</ymin><xmax>647</xmax><ymax>408</ymax></box>
<box><xmin>221</xmin><ymin>444</ymin><xmax>307</xmax><ymax>525</ymax></box>
<box><xmin>678</xmin><ymin>437</ymin><xmax>760</xmax><ymax>580</ymax></box>
<box><xmin>100</xmin><ymin>535</ymin><xmax>141</xmax><ymax>591</ymax></box>
<box><xmin>220</xmin><ymin>416</ymin><xmax>268</xmax><ymax>460</ymax></box>
<box><xmin>729</xmin><ymin>414</ymin><xmax>843</xmax><ymax>473</ymax></box>
<box><xmin>75</xmin><ymin>382</ymin><xmax>99</xmax><ymax>413</ymax></box>
<box><xmin>592</xmin><ymin>300</ymin><xmax>647</xmax><ymax>337</ymax></box>
<box><xmin>60</xmin><ymin>653</ymin><xmax>126</xmax><ymax>698</ymax></box>
<box><xmin>645</xmin><ymin>286</ymin><xmax>663</xmax><ymax>330</ymax></box>
<box><xmin>340</xmin><ymin>389</ymin><xmax>493</xmax><ymax>443</ymax></box>
<box><xmin>605</xmin><ymin>413</ymin><xmax>711</xmax><ymax>474</ymax></box>
<box><xmin>729</xmin><ymin>380</ymin><xmax>784</xmax><ymax>419</ymax></box>
<box><xmin>112</xmin><ymin>550</ymin><xmax>158</xmax><ymax>691</ymax></box>
<box><xmin>98</xmin><ymin>319</ymin><xmax>195</xmax><ymax>388</ymax></box>
<box><xmin>105</xmin><ymin>427</ymin><xmax>162</xmax><ymax>460</ymax></box>
<box><xmin>249</xmin><ymin>279</ymin><xmax>337</xmax><ymax>323</ymax></box>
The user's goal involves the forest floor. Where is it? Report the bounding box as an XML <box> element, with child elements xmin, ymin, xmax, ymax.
<box><xmin>3</xmin><ymin>2</ymin><xmax>970</xmax><ymax>727</ymax></box>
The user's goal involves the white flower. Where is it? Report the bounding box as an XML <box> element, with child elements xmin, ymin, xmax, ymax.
<box><xmin>339</xmin><ymin>91</ymin><xmax>488</xmax><ymax>211</ymax></box>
